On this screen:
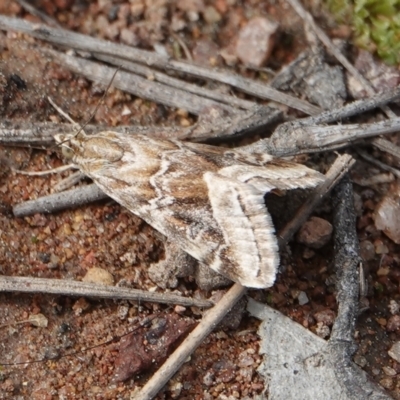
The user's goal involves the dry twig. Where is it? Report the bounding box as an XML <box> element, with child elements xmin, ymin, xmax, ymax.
<box><xmin>286</xmin><ymin>0</ymin><xmax>400</xmax><ymax>162</ymax></box>
<box><xmin>0</xmin><ymin>15</ymin><xmax>321</xmax><ymax>116</ymax></box>
<box><xmin>0</xmin><ymin>275</ymin><xmax>213</xmax><ymax>308</ymax></box>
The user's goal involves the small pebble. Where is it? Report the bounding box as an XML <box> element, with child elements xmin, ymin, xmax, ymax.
<box><xmin>29</xmin><ymin>313</ymin><xmax>48</xmax><ymax>328</ymax></box>
<box><xmin>313</xmin><ymin>309</ymin><xmax>336</xmax><ymax>326</ymax></box>
<box><xmin>379</xmin><ymin>377</ymin><xmax>394</xmax><ymax>390</ymax></box>
<box><xmin>315</xmin><ymin>322</ymin><xmax>330</xmax><ymax>339</ymax></box>
<box><xmin>203</xmin><ymin>6</ymin><xmax>221</xmax><ymax>24</ymax></box>
<box><xmin>297</xmin><ymin>216</ymin><xmax>333</xmax><ymax>249</ymax></box>
<box><xmin>174</xmin><ymin>305</ymin><xmax>186</xmax><ymax>314</ymax></box>
<box><xmin>117</xmin><ymin>304</ymin><xmax>129</xmax><ymax>320</ymax></box>
<box><xmin>374</xmin><ymin>239</ymin><xmax>389</xmax><ymax>255</ymax></box>
<box><xmin>235</xmin><ymin>16</ymin><xmax>278</xmax><ymax>67</ymax></box>
<box><xmin>359</xmin><ymin>240</ymin><xmax>375</xmax><ymax>261</ymax></box>
<box><xmin>297</xmin><ymin>291</ymin><xmax>309</xmax><ymax>305</ymax></box>
<box><xmin>389</xmin><ymin>300</ymin><xmax>400</xmax><ymax>315</ymax></box>
<box><xmin>374</xmin><ymin>193</ymin><xmax>400</xmax><ymax>244</ymax></box>
<box><xmin>169</xmin><ymin>381</ymin><xmax>183</xmax><ymax>398</ymax></box>
<box><xmin>386</xmin><ymin>315</ymin><xmax>400</xmax><ymax>332</ymax></box>
<box><xmin>383</xmin><ymin>366</ymin><xmax>397</xmax><ymax>376</ymax></box>
<box><xmin>388</xmin><ymin>342</ymin><xmax>400</xmax><ymax>363</ymax></box>
<box><xmin>82</xmin><ymin>267</ymin><xmax>114</xmax><ymax>286</ymax></box>
<box><xmin>203</xmin><ymin>371</ymin><xmax>215</xmax><ymax>386</ymax></box>
<box><xmin>354</xmin><ymin>354</ymin><xmax>367</xmax><ymax>368</ymax></box>
<box><xmin>237</xmin><ymin>350</ymin><xmax>255</xmax><ymax>367</ymax></box>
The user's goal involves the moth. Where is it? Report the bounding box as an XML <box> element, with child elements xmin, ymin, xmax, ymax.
<box><xmin>54</xmin><ymin>131</ymin><xmax>324</xmax><ymax>288</ymax></box>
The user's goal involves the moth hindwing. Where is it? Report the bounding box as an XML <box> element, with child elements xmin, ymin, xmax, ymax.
<box><xmin>54</xmin><ymin>131</ymin><xmax>324</xmax><ymax>288</ymax></box>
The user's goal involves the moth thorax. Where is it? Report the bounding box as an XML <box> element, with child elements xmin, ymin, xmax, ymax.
<box><xmin>83</xmin><ymin>137</ymin><xmax>124</xmax><ymax>162</ymax></box>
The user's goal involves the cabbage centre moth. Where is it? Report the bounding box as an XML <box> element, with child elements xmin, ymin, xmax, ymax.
<box><xmin>54</xmin><ymin>130</ymin><xmax>324</xmax><ymax>288</ymax></box>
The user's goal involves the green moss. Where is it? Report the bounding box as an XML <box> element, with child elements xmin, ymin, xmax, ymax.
<box><xmin>325</xmin><ymin>0</ymin><xmax>353</xmax><ymax>23</ymax></box>
<box><xmin>325</xmin><ymin>0</ymin><xmax>400</xmax><ymax>64</ymax></box>
<box><xmin>374</xmin><ymin>281</ymin><xmax>384</xmax><ymax>293</ymax></box>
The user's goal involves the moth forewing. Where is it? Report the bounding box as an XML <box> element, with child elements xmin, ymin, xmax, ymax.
<box><xmin>54</xmin><ymin>131</ymin><xmax>325</xmax><ymax>288</ymax></box>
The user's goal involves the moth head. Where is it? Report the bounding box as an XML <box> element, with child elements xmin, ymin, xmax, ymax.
<box><xmin>54</xmin><ymin>130</ymin><xmax>125</xmax><ymax>165</ymax></box>
<box><xmin>54</xmin><ymin>132</ymin><xmax>85</xmax><ymax>160</ymax></box>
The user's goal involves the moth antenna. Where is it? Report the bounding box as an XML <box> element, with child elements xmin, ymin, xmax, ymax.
<box><xmin>50</xmin><ymin>66</ymin><xmax>122</xmax><ymax>150</ymax></box>
<box><xmin>79</xmin><ymin>66</ymin><xmax>121</xmax><ymax>134</ymax></box>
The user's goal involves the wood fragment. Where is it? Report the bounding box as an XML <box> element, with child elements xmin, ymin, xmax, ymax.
<box><xmin>14</xmin><ymin>0</ymin><xmax>61</xmax><ymax>28</ymax></box>
<box><xmin>299</xmin><ymin>86</ymin><xmax>400</xmax><ymax>126</ymax></box>
<box><xmin>372</xmin><ymin>138</ymin><xmax>400</xmax><ymax>162</ymax></box>
<box><xmin>13</xmin><ymin>184</ymin><xmax>107</xmax><ymax>217</ymax></box>
<box><xmin>325</xmin><ymin>176</ymin><xmax>387</xmax><ymax>399</ymax></box>
<box><xmin>0</xmin><ymin>121</ymin><xmax>191</xmax><ymax>147</ymax></box>
<box><xmin>246</xmin><ymin>176</ymin><xmax>389</xmax><ymax>400</ymax></box>
<box><xmin>0</xmin><ymin>275</ymin><xmax>213</xmax><ymax>308</ymax></box>
<box><xmin>330</xmin><ymin>175</ymin><xmax>360</xmax><ymax>342</ymax></box>
<box><xmin>135</xmin><ymin>283</ymin><xmax>247</xmax><ymax>400</ymax></box>
<box><xmin>248</xmin><ymin>297</ymin><xmax>390</xmax><ymax>400</ymax></box>
<box><xmin>352</xmin><ymin>171</ymin><xmax>395</xmax><ymax>187</ymax></box>
<box><xmin>239</xmin><ymin>84</ymin><xmax>400</xmax><ymax>157</ymax></box>
<box><xmin>95</xmin><ymin>53</ymin><xmax>255</xmax><ymax>111</ymax></box>
<box><xmin>357</xmin><ymin>149</ymin><xmax>400</xmax><ymax>179</ymax></box>
<box><xmin>286</xmin><ymin>0</ymin><xmax>396</xmax><ymax>119</ymax></box>
<box><xmin>0</xmin><ymin>15</ymin><xmax>321</xmax><ymax>115</ymax></box>
<box><xmin>250</xmin><ymin>119</ymin><xmax>400</xmax><ymax>157</ymax></box>
<box><xmin>277</xmin><ymin>154</ymin><xmax>355</xmax><ymax>248</ymax></box>
<box><xmin>286</xmin><ymin>0</ymin><xmax>400</xmax><ymax>171</ymax></box>
<box><xmin>46</xmin><ymin>50</ymin><xmax>236</xmax><ymax>115</ymax></box>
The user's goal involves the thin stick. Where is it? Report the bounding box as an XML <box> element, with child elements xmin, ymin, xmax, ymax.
<box><xmin>330</xmin><ymin>175</ymin><xmax>360</xmax><ymax>342</ymax></box>
<box><xmin>45</xmin><ymin>49</ymin><xmax>237</xmax><ymax>116</ymax></box>
<box><xmin>13</xmin><ymin>183</ymin><xmax>107</xmax><ymax>217</ymax></box>
<box><xmin>326</xmin><ymin>176</ymin><xmax>369</xmax><ymax>398</ymax></box>
<box><xmin>0</xmin><ymin>275</ymin><xmax>213</xmax><ymax>308</ymax></box>
<box><xmin>277</xmin><ymin>154</ymin><xmax>355</xmax><ymax>247</ymax></box>
<box><xmin>286</xmin><ymin>0</ymin><xmax>397</xmax><ymax>122</ymax></box>
<box><xmin>372</xmin><ymin>137</ymin><xmax>400</xmax><ymax>161</ymax></box>
<box><xmin>0</xmin><ymin>15</ymin><xmax>321</xmax><ymax>116</ymax></box>
<box><xmin>135</xmin><ymin>283</ymin><xmax>247</xmax><ymax>400</ymax></box>
<box><xmin>95</xmin><ymin>53</ymin><xmax>256</xmax><ymax>111</ymax></box>
<box><xmin>357</xmin><ymin>149</ymin><xmax>400</xmax><ymax>179</ymax></box>
<box><xmin>170</xmin><ymin>31</ymin><xmax>193</xmax><ymax>61</ymax></box>
<box><xmin>0</xmin><ymin>122</ymin><xmax>191</xmax><ymax>148</ymax></box>
<box><xmin>15</xmin><ymin>0</ymin><xmax>61</xmax><ymax>28</ymax></box>
<box><xmin>298</xmin><ymin>86</ymin><xmax>400</xmax><ymax>126</ymax></box>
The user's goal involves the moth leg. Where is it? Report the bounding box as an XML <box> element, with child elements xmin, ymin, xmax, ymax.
<box><xmin>53</xmin><ymin>171</ymin><xmax>85</xmax><ymax>192</ymax></box>
<box><xmin>12</xmin><ymin>164</ymin><xmax>76</xmax><ymax>176</ymax></box>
